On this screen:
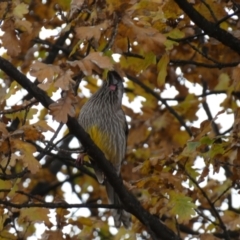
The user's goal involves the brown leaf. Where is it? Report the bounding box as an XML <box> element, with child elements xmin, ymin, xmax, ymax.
<box><xmin>14</xmin><ymin>19</ymin><xmax>32</xmax><ymax>33</ymax></box>
<box><xmin>49</xmin><ymin>91</ymin><xmax>78</xmax><ymax>123</ymax></box>
<box><xmin>69</xmin><ymin>0</ymin><xmax>85</xmax><ymax>20</ymax></box>
<box><xmin>54</xmin><ymin>70</ymin><xmax>75</xmax><ymax>90</ymax></box>
<box><xmin>30</xmin><ymin>61</ymin><xmax>61</xmax><ymax>82</ymax></box>
<box><xmin>75</xmin><ymin>20</ymin><xmax>111</xmax><ymax>42</ymax></box>
<box><xmin>1</xmin><ymin>19</ymin><xmax>21</xmax><ymax>57</ymax></box>
<box><xmin>69</xmin><ymin>52</ymin><xmax>113</xmax><ymax>76</ymax></box>
<box><xmin>13</xmin><ymin>139</ymin><xmax>41</xmax><ymax>174</ymax></box>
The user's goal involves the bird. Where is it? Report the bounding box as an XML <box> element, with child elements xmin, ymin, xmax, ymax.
<box><xmin>77</xmin><ymin>70</ymin><xmax>131</xmax><ymax>228</ymax></box>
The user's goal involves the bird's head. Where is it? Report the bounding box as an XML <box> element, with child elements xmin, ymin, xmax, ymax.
<box><xmin>105</xmin><ymin>71</ymin><xmax>124</xmax><ymax>105</ymax></box>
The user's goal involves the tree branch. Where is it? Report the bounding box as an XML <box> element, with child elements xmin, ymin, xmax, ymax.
<box><xmin>174</xmin><ymin>0</ymin><xmax>240</xmax><ymax>54</ymax></box>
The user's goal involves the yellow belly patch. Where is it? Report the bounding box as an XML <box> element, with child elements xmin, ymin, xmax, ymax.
<box><xmin>87</xmin><ymin>125</ymin><xmax>112</xmax><ymax>160</ymax></box>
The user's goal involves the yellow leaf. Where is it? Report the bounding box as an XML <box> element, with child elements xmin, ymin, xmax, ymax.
<box><xmin>214</xmin><ymin>73</ymin><xmax>230</xmax><ymax>90</ymax></box>
<box><xmin>18</xmin><ymin>208</ymin><xmax>51</xmax><ymax>225</ymax></box>
<box><xmin>21</xmin><ymin>125</ymin><xmax>44</xmax><ymax>141</ymax></box>
<box><xmin>13</xmin><ymin>139</ymin><xmax>41</xmax><ymax>174</ymax></box>
<box><xmin>78</xmin><ymin>217</ymin><xmax>93</xmax><ymax>226</ymax></box>
<box><xmin>13</xmin><ymin>3</ymin><xmax>29</xmax><ymax>18</ymax></box>
<box><xmin>157</xmin><ymin>54</ymin><xmax>169</xmax><ymax>87</ymax></box>
<box><xmin>168</xmin><ymin>190</ymin><xmax>196</xmax><ymax>223</ymax></box>
<box><xmin>165</xmin><ymin>28</ymin><xmax>185</xmax><ymax>50</ymax></box>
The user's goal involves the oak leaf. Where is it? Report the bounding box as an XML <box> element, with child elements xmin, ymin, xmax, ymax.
<box><xmin>54</xmin><ymin>70</ymin><xmax>75</xmax><ymax>90</ymax></box>
<box><xmin>13</xmin><ymin>139</ymin><xmax>41</xmax><ymax>174</ymax></box>
<box><xmin>1</xmin><ymin>20</ymin><xmax>21</xmax><ymax>57</ymax></box>
<box><xmin>75</xmin><ymin>20</ymin><xmax>111</xmax><ymax>42</ymax></box>
<box><xmin>18</xmin><ymin>208</ymin><xmax>51</xmax><ymax>225</ymax></box>
<box><xmin>30</xmin><ymin>61</ymin><xmax>61</xmax><ymax>82</ymax></box>
<box><xmin>69</xmin><ymin>52</ymin><xmax>113</xmax><ymax>76</ymax></box>
<box><xmin>157</xmin><ymin>54</ymin><xmax>169</xmax><ymax>87</ymax></box>
<box><xmin>168</xmin><ymin>190</ymin><xmax>196</xmax><ymax>223</ymax></box>
<box><xmin>49</xmin><ymin>91</ymin><xmax>78</xmax><ymax>123</ymax></box>
<box><xmin>13</xmin><ymin>3</ymin><xmax>29</xmax><ymax>18</ymax></box>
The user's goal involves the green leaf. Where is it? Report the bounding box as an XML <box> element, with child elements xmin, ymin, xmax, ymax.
<box><xmin>182</xmin><ymin>141</ymin><xmax>200</xmax><ymax>157</ymax></box>
<box><xmin>168</xmin><ymin>190</ymin><xmax>196</xmax><ymax>223</ymax></box>
<box><xmin>165</xmin><ymin>28</ymin><xmax>185</xmax><ymax>50</ymax></box>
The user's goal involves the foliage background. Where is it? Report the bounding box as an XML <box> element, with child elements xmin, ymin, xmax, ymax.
<box><xmin>0</xmin><ymin>0</ymin><xmax>240</xmax><ymax>239</ymax></box>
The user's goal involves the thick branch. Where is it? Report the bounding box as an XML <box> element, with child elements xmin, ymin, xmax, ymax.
<box><xmin>174</xmin><ymin>0</ymin><xmax>240</xmax><ymax>54</ymax></box>
<box><xmin>0</xmin><ymin>56</ymin><xmax>180</xmax><ymax>240</ymax></box>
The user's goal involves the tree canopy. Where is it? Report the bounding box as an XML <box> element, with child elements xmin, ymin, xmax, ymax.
<box><xmin>0</xmin><ymin>0</ymin><xmax>240</xmax><ymax>239</ymax></box>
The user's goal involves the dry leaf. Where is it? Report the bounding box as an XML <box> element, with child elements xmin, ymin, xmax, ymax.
<box><xmin>13</xmin><ymin>139</ymin><xmax>41</xmax><ymax>174</ymax></box>
<box><xmin>69</xmin><ymin>52</ymin><xmax>113</xmax><ymax>75</ymax></box>
<box><xmin>49</xmin><ymin>91</ymin><xmax>78</xmax><ymax>123</ymax></box>
<box><xmin>69</xmin><ymin>0</ymin><xmax>85</xmax><ymax>20</ymax></box>
<box><xmin>54</xmin><ymin>70</ymin><xmax>75</xmax><ymax>90</ymax></box>
<box><xmin>1</xmin><ymin>19</ymin><xmax>21</xmax><ymax>57</ymax></box>
<box><xmin>75</xmin><ymin>20</ymin><xmax>111</xmax><ymax>42</ymax></box>
<box><xmin>30</xmin><ymin>61</ymin><xmax>61</xmax><ymax>82</ymax></box>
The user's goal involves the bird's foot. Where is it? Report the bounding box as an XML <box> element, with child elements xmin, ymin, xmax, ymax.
<box><xmin>76</xmin><ymin>152</ymin><xmax>86</xmax><ymax>166</ymax></box>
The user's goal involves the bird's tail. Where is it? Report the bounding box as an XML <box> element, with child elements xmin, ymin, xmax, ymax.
<box><xmin>105</xmin><ymin>181</ymin><xmax>131</xmax><ymax>228</ymax></box>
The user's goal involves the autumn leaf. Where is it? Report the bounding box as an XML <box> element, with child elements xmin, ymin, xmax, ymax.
<box><xmin>30</xmin><ymin>61</ymin><xmax>61</xmax><ymax>82</ymax></box>
<box><xmin>157</xmin><ymin>54</ymin><xmax>169</xmax><ymax>87</ymax></box>
<box><xmin>78</xmin><ymin>217</ymin><xmax>93</xmax><ymax>226</ymax></box>
<box><xmin>1</xmin><ymin>19</ymin><xmax>21</xmax><ymax>57</ymax></box>
<box><xmin>54</xmin><ymin>70</ymin><xmax>75</xmax><ymax>90</ymax></box>
<box><xmin>168</xmin><ymin>190</ymin><xmax>196</xmax><ymax>223</ymax></box>
<box><xmin>13</xmin><ymin>139</ymin><xmax>41</xmax><ymax>174</ymax></box>
<box><xmin>69</xmin><ymin>0</ymin><xmax>85</xmax><ymax>19</ymax></box>
<box><xmin>21</xmin><ymin>125</ymin><xmax>44</xmax><ymax>141</ymax></box>
<box><xmin>14</xmin><ymin>19</ymin><xmax>32</xmax><ymax>33</ymax></box>
<box><xmin>75</xmin><ymin>20</ymin><xmax>111</xmax><ymax>42</ymax></box>
<box><xmin>34</xmin><ymin>120</ymin><xmax>55</xmax><ymax>133</ymax></box>
<box><xmin>49</xmin><ymin>91</ymin><xmax>77</xmax><ymax>123</ymax></box>
<box><xmin>18</xmin><ymin>208</ymin><xmax>51</xmax><ymax>226</ymax></box>
<box><xmin>122</xmin><ymin>15</ymin><xmax>166</xmax><ymax>53</ymax></box>
<box><xmin>69</xmin><ymin>52</ymin><xmax>113</xmax><ymax>76</ymax></box>
<box><xmin>215</xmin><ymin>73</ymin><xmax>230</xmax><ymax>90</ymax></box>
<box><xmin>0</xmin><ymin>122</ymin><xmax>8</xmax><ymax>137</ymax></box>
<box><xmin>13</xmin><ymin>3</ymin><xmax>29</xmax><ymax>18</ymax></box>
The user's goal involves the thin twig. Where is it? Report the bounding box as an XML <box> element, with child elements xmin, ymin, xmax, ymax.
<box><xmin>102</xmin><ymin>12</ymin><xmax>119</xmax><ymax>52</ymax></box>
<box><xmin>200</xmin><ymin>0</ymin><xmax>217</xmax><ymax>22</ymax></box>
<box><xmin>0</xmin><ymin>100</ymin><xmax>38</xmax><ymax>114</ymax></box>
<box><xmin>127</xmin><ymin>74</ymin><xmax>193</xmax><ymax>136</ymax></box>
<box><xmin>182</xmin><ymin>165</ymin><xmax>230</xmax><ymax>240</ymax></box>
<box><xmin>0</xmin><ymin>168</ymin><xmax>29</xmax><ymax>180</ymax></box>
<box><xmin>170</xmin><ymin>59</ymin><xmax>240</xmax><ymax>69</ymax></box>
<box><xmin>37</xmin><ymin>123</ymin><xmax>64</xmax><ymax>161</ymax></box>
